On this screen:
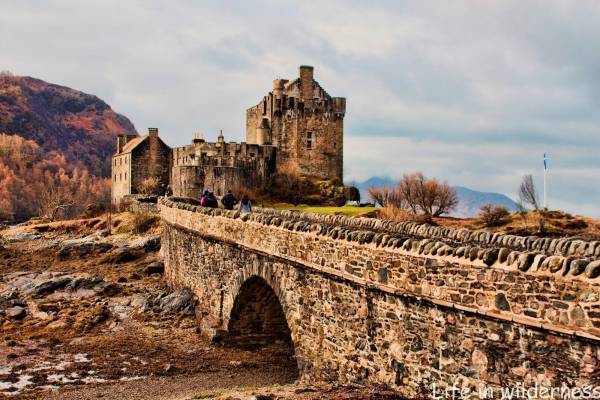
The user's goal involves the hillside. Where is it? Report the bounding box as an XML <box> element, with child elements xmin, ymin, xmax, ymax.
<box><xmin>0</xmin><ymin>73</ymin><xmax>138</xmax><ymax>221</ymax></box>
<box><xmin>354</xmin><ymin>176</ymin><xmax>518</xmax><ymax>217</ymax></box>
<box><xmin>0</xmin><ymin>73</ymin><xmax>137</xmax><ymax>177</ymax></box>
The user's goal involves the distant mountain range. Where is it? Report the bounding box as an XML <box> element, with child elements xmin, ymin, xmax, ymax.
<box><xmin>351</xmin><ymin>177</ymin><xmax>518</xmax><ymax>218</ymax></box>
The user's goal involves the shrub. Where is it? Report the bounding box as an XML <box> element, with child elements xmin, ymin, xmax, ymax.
<box><xmin>479</xmin><ymin>204</ymin><xmax>510</xmax><ymax>227</ymax></box>
<box><xmin>79</xmin><ymin>203</ymin><xmax>106</xmax><ymax>219</ymax></box>
<box><xmin>132</xmin><ymin>213</ymin><xmax>159</xmax><ymax>234</ymax></box>
<box><xmin>138</xmin><ymin>177</ymin><xmax>161</xmax><ymax>195</ymax></box>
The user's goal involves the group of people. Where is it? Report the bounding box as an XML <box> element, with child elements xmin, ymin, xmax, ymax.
<box><xmin>200</xmin><ymin>190</ymin><xmax>252</xmax><ymax>213</ymax></box>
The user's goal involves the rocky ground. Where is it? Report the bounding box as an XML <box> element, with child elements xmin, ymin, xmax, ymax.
<box><xmin>0</xmin><ymin>214</ymin><xmax>403</xmax><ymax>400</ymax></box>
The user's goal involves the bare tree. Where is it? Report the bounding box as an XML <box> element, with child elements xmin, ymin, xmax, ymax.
<box><xmin>518</xmin><ymin>174</ymin><xmax>545</xmax><ymax>233</ymax></box>
<box><xmin>401</xmin><ymin>172</ymin><xmax>458</xmax><ymax>217</ymax></box>
<box><xmin>39</xmin><ymin>183</ymin><xmax>74</xmax><ymax>221</ymax></box>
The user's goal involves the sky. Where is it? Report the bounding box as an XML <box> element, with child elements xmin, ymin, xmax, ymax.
<box><xmin>1</xmin><ymin>0</ymin><xmax>599</xmax><ymax>217</ymax></box>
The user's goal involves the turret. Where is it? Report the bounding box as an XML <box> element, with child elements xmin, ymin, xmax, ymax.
<box><xmin>256</xmin><ymin>118</ymin><xmax>271</xmax><ymax>145</ymax></box>
<box><xmin>333</xmin><ymin>97</ymin><xmax>346</xmax><ymax>115</ymax></box>
<box><xmin>272</xmin><ymin>79</ymin><xmax>287</xmax><ymax>97</ymax></box>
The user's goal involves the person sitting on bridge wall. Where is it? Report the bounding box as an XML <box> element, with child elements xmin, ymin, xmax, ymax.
<box><xmin>239</xmin><ymin>195</ymin><xmax>252</xmax><ymax>213</ymax></box>
<box><xmin>221</xmin><ymin>190</ymin><xmax>238</xmax><ymax>210</ymax></box>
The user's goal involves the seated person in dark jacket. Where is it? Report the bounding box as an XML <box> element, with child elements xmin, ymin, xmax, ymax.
<box><xmin>204</xmin><ymin>192</ymin><xmax>218</xmax><ymax>208</ymax></box>
<box><xmin>221</xmin><ymin>190</ymin><xmax>238</xmax><ymax>210</ymax></box>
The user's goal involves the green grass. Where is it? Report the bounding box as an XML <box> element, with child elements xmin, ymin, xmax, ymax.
<box><xmin>269</xmin><ymin>203</ymin><xmax>376</xmax><ymax>217</ymax></box>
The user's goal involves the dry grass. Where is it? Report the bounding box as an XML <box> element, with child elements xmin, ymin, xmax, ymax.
<box><xmin>377</xmin><ymin>208</ymin><xmax>600</xmax><ymax>240</ymax></box>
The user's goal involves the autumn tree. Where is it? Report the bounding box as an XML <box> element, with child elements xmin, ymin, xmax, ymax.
<box><xmin>0</xmin><ymin>133</ymin><xmax>110</xmax><ymax>221</ymax></box>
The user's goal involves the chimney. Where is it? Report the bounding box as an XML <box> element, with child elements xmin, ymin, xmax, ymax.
<box><xmin>148</xmin><ymin>127</ymin><xmax>159</xmax><ymax>138</ymax></box>
<box><xmin>117</xmin><ymin>134</ymin><xmax>126</xmax><ymax>153</ymax></box>
<box><xmin>299</xmin><ymin>65</ymin><xmax>314</xmax><ymax>100</ymax></box>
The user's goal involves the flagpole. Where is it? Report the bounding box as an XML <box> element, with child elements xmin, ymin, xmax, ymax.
<box><xmin>543</xmin><ymin>153</ymin><xmax>548</xmax><ymax>210</ymax></box>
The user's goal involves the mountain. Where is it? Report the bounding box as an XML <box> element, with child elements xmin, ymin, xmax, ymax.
<box><xmin>353</xmin><ymin>177</ymin><xmax>518</xmax><ymax>218</ymax></box>
<box><xmin>0</xmin><ymin>74</ymin><xmax>137</xmax><ymax>177</ymax></box>
<box><xmin>452</xmin><ymin>186</ymin><xmax>518</xmax><ymax>218</ymax></box>
<box><xmin>350</xmin><ymin>177</ymin><xmax>397</xmax><ymax>199</ymax></box>
<box><xmin>0</xmin><ymin>73</ymin><xmax>138</xmax><ymax>221</ymax></box>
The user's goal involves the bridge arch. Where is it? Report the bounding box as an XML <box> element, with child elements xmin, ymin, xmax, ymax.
<box><xmin>226</xmin><ymin>275</ymin><xmax>294</xmax><ymax>347</ymax></box>
<box><xmin>222</xmin><ymin>263</ymin><xmax>300</xmax><ymax>378</ymax></box>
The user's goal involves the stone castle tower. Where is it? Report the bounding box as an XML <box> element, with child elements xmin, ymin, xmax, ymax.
<box><xmin>246</xmin><ymin>66</ymin><xmax>346</xmax><ymax>183</ymax></box>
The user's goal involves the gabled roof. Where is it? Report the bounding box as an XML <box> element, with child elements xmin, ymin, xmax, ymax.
<box><xmin>120</xmin><ymin>135</ymin><xmax>147</xmax><ymax>154</ymax></box>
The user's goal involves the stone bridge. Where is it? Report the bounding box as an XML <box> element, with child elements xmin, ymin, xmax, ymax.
<box><xmin>160</xmin><ymin>198</ymin><xmax>600</xmax><ymax>397</ymax></box>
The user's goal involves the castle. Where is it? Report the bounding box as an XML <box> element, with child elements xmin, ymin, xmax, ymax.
<box><xmin>111</xmin><ymin>66</ymin><xmax>346</xmax><ymax>205</ymax></box>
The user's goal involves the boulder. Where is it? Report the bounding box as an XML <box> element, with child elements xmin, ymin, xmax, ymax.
<box><xmin>6</xmin><ymin>306</ymin><xmax>26</xmax><ymax>320</ymax></box>
<box><xmin>157</xmin><ymin>289</ymin><xmax>194</xmax><ymax>313</ymax></box>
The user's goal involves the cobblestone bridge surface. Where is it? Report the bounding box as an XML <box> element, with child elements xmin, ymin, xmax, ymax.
<box><xmin>160</xmin><ymin>199</ymin><xmax>600</xmax><ymax>398</ymax></box>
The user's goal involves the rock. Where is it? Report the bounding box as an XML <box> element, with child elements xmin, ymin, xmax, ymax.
<box><xmin>92</xmin><ymin>281</ymin><xmax>121</xmax><ymax>297</ymax></box>
<box><xmin>569</xmin><ymin>259</ymin><xmax>589</xmax><ymax>276</ymax></box>
<box><xmin>29</xmin><ymin>278</ymin><xmax>72</xmax><ymax>296</ymax></box>
<box><xmin>517</xmin><ymin>253</ymin><xmax>535</xmax><ymax>272</ymax></box>
<box><xmin>495</xmin><ymin>293</ymin><xmax>510</xmax><ymax>311</ymax></box>
<box><xmin>584</xmin><ymin>261</ymin><xmax>600</xmax><ymax>279</ymax></box>
<box><xmin>482</xmin><ymin>249</ymin><xmax>499</xmax><ymax>266</ymax></box>
<box><xmin>578</xmin><ymin>290</ymin><xmax>598</xmax><ymax>303</ymax></box>
<box><xmin>6</xmin><ymin>306</ymin><xmax>26</xmax><ymax>320</ymax></box>
<box><xmin>498</xmin><ymin>248</ymin><xmax>510</xmax><ymax>264</ymax></box>
<box><xmin>125</xmin><ymin>234</ymin><xmax>161</xmax><ymax>252</ymax></box>
<box><xmin>143</xmin><ymin>262</ymin><xmax>165</xmax><ymax>276</ymax></box>
<box><xmin>106</xmin><ymin>249</ymin><xmax>144</xmax><ymax>264</ymax></box>
<box><xmin>570</xmin><ymin>305</ymin><xmax>587</xmax><ymax>327</ymax></box>
<box><xmin>5</xmin><ymin>232</ymin><xmax>41</xmax><ymax>243</ymax></box>
<box><xmin>158</xmin><ymin>289</ymin><xmax>194</xmax><ymax>312</ymax></box>
<box><xmin>471</xmin><ymin>349</ymin><xmax>488</xmax><ymax>375</ymax></box>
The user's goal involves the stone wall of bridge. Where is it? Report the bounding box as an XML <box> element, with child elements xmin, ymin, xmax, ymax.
<box><xmin>160</xmin><ymin>199</ymin><xmax>600</xmax><ymax>396</ymax></box>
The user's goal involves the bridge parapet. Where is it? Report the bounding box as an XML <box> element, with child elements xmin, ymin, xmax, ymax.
<box><xmin>160</xmin><ymin>198</ymin><xmax>600</xmax><ymax>340</ymax></box>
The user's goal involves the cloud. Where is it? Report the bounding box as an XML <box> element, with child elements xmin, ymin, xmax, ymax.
<box><xmin>1</xmin><ymin>0</ymin><xmax>598</xmax><ymax>216</ymax></box>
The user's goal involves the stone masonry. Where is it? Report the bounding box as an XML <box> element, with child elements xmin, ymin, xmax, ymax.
<box><xmin>160</xmin><ymin>198</ymin><xmax>600</xmax><ymax>398</ymax></box>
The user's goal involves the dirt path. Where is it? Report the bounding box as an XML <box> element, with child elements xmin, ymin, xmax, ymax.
<box><xmin>24</xmin><ymin>369</ymin><xmax>295</xmax><ymax>400</ymax></box>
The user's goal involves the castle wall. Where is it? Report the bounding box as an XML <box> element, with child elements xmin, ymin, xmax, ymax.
<box><xmin>160</xmin><ymin>200</ymin><xmax>600</xmax><ymax>397</ymax></box>
<box><xmin>171</xmin><ymin>140</ymin><xmax>276</xmax><ymax>199</ymax></box>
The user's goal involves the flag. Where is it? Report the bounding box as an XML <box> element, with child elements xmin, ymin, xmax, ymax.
<box><xmin>544</xmin><ymin>153</ymin><xmax>548</xmax><ymax>170</ymax></box>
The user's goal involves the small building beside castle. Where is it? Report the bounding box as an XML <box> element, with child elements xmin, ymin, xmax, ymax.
<box><xmin>111</xmin><ymin>66</ymin><xmax>345</xmax><ymax>206</ymax></box>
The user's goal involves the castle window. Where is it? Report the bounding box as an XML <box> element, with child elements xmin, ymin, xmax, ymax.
<box><xmin>306</xmin><ymin>131</ymin><xmax>312</xmax><ymax>150</ymax></box>
<box><xmin>120</xmin><ymin>173</ymin><xmax>122</xmax><ymax>181</ymax></box>
<box><xmin>124</xmin><ymin>172</ymin><xmax>127</xmax><ymax>180</ymax></box>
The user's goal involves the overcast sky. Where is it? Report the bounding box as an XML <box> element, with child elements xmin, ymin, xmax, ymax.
<box><xmin>1</xmin><ymin>0</ymin><xmax>599</xmax><ymax>217</ymax></box>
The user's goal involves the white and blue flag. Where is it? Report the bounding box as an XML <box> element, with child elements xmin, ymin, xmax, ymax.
<box><xmin>544</xmin><ymin>153</ymin><xmax>548</xmax><ymax>170</ymax></box>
